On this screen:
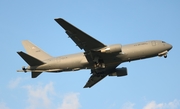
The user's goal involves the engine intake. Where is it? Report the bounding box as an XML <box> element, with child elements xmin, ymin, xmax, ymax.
<box><xmin>109</xmin><ymin>67</ymin><xmax>128</xmax><ymax>77</ymax></box>
<box><xmin>98</xmin><ymin>44</ymin><xmax>122</xmax><ymax>53</ymax></box>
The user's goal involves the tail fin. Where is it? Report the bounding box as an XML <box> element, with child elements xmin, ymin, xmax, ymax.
<box><xmin>22</xmin><ymin>40</ymin><xmax>52</xmax><ymax>61</ymax></box>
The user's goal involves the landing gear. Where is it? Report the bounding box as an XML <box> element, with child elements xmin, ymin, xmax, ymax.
<box><xmin>93</xmin><ymin>57</ymin><xmax>105</xmax><ymax>69</ymax></box>
<box><xmin>158</xmin><ymin>50</ymin><xmax>168</xmax><ymax>58</ymax></box>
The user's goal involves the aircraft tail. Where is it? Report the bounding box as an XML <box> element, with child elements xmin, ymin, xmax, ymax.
<box><xmin>18</xmin><ymin>40</ymin><xmax>52</xmax><ymax>78</ymax></box>
<box><xmin>22</xmin><ymin>40</ymin><xmax>52</xmax><ymax>61</ymax></box>
<box><xmin>17</xmin><ymin>51</ymin><xmax>44</xmax><ymax>78</ymax></box>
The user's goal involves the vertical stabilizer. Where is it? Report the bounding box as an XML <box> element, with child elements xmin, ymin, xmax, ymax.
<box><xmin>22</xmin><ymin>40</ymin><xmax>52</xmax><ymax>61</ymax></box>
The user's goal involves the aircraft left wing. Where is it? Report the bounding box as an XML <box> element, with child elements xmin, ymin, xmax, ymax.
<box><xmin>55</xmin><ymin>18</ymin><xmax>106</xmax><ymax>51</ymax></box>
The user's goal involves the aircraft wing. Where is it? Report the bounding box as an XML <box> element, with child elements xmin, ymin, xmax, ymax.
<box><xmin>84</xmin><ymin>65</ymin><xmax>119</xmax><ymax>88</ymax></box>
<box><xmin>84</xmin><ymin>74</ymin><xmax>107</xmax><ymax>88</ymax></box>
<box><xmin>55</xmin><ymin>18</ymin><xmax>106</xmax><ymax>51</ymax></box>
<box><xmin>55</xmin><ymin>18</ymin><xmax>121</xmax><ymax>88</ymax></box>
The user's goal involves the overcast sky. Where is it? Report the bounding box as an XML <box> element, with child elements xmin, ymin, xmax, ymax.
<box><xmin>1</xmin><ymin>0</ymin><xmax>180</xmax><ymax>109</ymax></box>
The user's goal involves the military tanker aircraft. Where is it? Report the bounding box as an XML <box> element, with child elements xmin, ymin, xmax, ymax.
<box><xmin>17</xmin><ymin>18</ymin><xmax>172</xmax><ymax>88</ymax></box>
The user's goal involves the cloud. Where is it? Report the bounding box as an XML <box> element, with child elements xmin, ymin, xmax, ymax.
<box><xmin>143</xmin><ymin>99</ymin><xmax>180</xmax><ymax>109</ymax></box>
<box><xmin>119</xmin><ymin>100</ymin><xmax>180</xmax><ymax>109</ymax></box>
<box><xmin>0</xmin><ymin>102</ymin><xmax>9</xmax><ymax>109</ymax></box>
<box><xmin>57</xmin><ymin>92</ymin><xmax>81</xmax><ymax>109</ymax></box>
<box><xmin>24</xmin><ymin>82</ymin><xmax>55</xmax><ymax>109</ymax></box>
<box><xmin>24</xmin><ymin>82</ymin><xmax>81</xmax><ymax>109</ymax></box>
<box><xmin>8</xmin><ymin>77</ymin><xmax>22</xmax><ymax>89</ymax></box>
<box><xmin>121</xmin><ymin>102</ymin><xmax>135</xmax><ymax>109</ymax></box>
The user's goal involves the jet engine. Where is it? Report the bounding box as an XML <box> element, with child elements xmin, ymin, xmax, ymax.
<box><xmin>109</xmin><ymin>67</ymin><xmax>128</xmax><ymax>77</ymax></box>
<box><xmin>98</xmin><ymin>44</ymin><xmax>122</xmax><ymax>53</ymax></box>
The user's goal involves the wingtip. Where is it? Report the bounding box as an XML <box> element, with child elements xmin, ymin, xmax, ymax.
<box><xmin>54</xmin><ymin>18</ymin><xmax>63</xmax><ymax>21</ymax></box>
<box><xmin>17</xmin><ymin>51</ymin><xmax>22</xmax><ymax>54</ymax></box>
<box><xmin>83</xmin><ymin>85</ymin><xmax>90</xmax><ymax>88</ymax></box>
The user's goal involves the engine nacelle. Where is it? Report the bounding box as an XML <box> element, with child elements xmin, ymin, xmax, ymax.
<box><xmin>109</xmin><ymin>67</ymin><xmax>128</xmax><ymax>77</ymax></box>
<box><xmin>99</xmin><ymin>44</ymin><xmax>122</xmax><ymax>53</ymax></box>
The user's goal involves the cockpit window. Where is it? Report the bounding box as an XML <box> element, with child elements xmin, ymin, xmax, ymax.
<box><xmin>162</xmin><ymin>41</ymin><xmax>166</xmax><ymax>43</ymax></box>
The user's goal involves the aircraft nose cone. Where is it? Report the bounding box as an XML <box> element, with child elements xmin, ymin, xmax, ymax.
<box><xmin>167</xmin><ymin>43</ymin><xmax>173</xmax><ymax>51</ymax></box>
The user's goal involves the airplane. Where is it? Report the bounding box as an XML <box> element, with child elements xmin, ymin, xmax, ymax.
<box><xmin>17</xmin><ymin>18</ymin><xmax>172</xmax><ymax>88</ymax></box>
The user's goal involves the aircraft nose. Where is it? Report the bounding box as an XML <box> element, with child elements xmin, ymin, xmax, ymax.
<box><xmin>167</xmin><ymin>43</ymin><xmax>173</xmax><ymax>51</ymax></box>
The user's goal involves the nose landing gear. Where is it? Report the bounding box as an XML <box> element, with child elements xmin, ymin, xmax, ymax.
<box><xmin>158</xmin><ymin>50</ymin><xmax>168</xmax><ymax>58</ymax></box>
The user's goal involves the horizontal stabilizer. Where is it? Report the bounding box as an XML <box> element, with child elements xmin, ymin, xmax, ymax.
<box><xmin>32</xmin><ymin>72</ymin><xmax>42</xmax><ymax>78</ymax></box>
<box><xmin>17</xmin><ymin>51</ymin><xmax>45</xmax><ymax>66</ymax></box>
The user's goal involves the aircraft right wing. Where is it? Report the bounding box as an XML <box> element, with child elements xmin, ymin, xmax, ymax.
<box><xmin>84</xmin><ymin>74</ymin><xmax>107</xmax><ymax>88</ymax></box>
<box><xmin>84</xmin><ymin>64</ymin><xmax>120</xmax><ymax>88</ymax></box>
<box><xmin>54</xmin><ymin>18</ymin><xmax>106</xmax><ymax>51</ymax></box>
